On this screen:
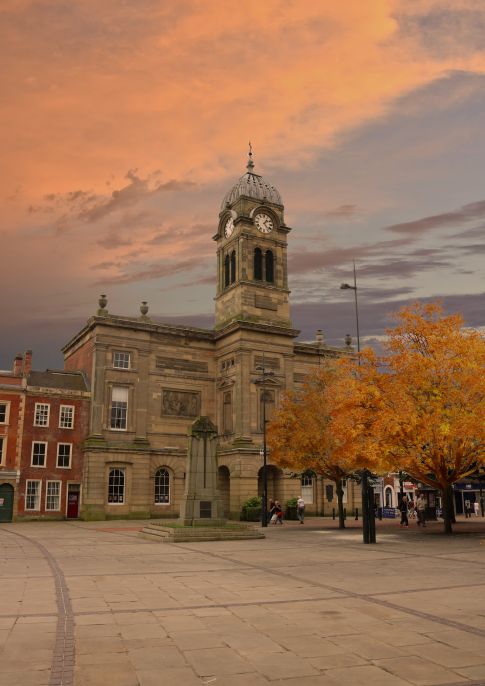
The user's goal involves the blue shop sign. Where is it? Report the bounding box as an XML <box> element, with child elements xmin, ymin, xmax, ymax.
<box><xmin>454</xmin><ymin>482</ymin><xmax>485</xmax><ymax>491</ymax></box>
<box><xmin>382</xmin><ymin>507</ymin><xmax>396</xmax><ymax>518</ymax></box>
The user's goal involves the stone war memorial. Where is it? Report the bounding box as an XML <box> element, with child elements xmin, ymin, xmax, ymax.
<box><xmin>142</xmin><ymin>416</ymin><xmax>264</xmax><ymax>541</ymax></box>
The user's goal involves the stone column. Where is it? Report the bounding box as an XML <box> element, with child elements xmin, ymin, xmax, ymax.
<box><xmin>134</xmin><ymin>348</ymin><xmax>150</xmax><ymax>444</ymax></box>
<box><xmin>89</xmin><ymin>343</ymin><xmax>108</xmax><ymax>441</ymax></box>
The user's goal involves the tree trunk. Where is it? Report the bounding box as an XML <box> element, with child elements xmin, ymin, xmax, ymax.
<box><xmin>442</xmin><ymin>484</ymin><xmax>454</xmax><ymax>535</ymax></box>
<box><xmin>336</xmin><ymin>478</ymin><xmax>345</xmax><ymax>529</ymax></box>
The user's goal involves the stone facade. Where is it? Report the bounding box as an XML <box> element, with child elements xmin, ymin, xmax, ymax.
<box><xmin>62</xmin><ymin>155</ymin><xmax>358</xmax><ymax>520</ymax></box>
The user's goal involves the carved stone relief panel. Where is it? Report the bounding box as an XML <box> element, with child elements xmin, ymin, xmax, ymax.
<box><xmin>162</xmin><ymin>389</ymin><xmax>200</xmax><ymax>417</ymax></box>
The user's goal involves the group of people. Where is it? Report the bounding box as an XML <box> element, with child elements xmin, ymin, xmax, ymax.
<box><xmin>268</xmin><ymin>497</ymin><xmax>306</xmax><ymax>525</ymax></box>
<box><xmin>398</xmin><ymin>493</ymin><xmax>427</xmax><ymax>527</ymax></box>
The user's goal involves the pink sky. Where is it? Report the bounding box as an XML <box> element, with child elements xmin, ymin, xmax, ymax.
<box><xmin>1</xmin><ymin>1</ymin><xmax>485</xmax><ymax>367</ymax></box>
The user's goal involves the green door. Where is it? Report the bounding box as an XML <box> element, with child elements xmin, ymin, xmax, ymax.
<box><xmin>0</xmin><ymin>483</ymin><xmax>14</xmax><ymax>522</ymax></box>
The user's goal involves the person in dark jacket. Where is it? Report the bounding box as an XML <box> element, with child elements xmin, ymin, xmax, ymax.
<box><xmin>399</xmin><ymin>494</ymin><xmax>409</xmax><ymax>527</ymax></box>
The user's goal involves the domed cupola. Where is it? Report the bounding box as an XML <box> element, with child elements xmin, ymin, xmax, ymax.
<box><xmin>221</xmin><ymin>149</ymin><xmax>282</xmax><ymax>210</ymax></box>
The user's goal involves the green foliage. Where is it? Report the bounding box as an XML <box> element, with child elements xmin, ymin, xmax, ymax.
<box><xmin>242</xmin><ymin>496</ymin><xmax>262</xmax><ymax>508</ymax></box>
<box><xmin>286</xmin><ymin>497</ymin><xmax>298</xmax><ymax>508</ymax></box>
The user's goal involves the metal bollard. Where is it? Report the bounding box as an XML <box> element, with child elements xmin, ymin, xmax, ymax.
<box><xmin>332</xmin><ymin>508</ymin><xmax>336</xmax><ymax>520</ymax></box>
<box><xmin>355</xmin><ymin>507</ymin><xmax>359</xmax><ymax>520</ymax></box>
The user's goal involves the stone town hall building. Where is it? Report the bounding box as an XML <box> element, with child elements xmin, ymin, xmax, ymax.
<box><xmin>63</xmin><ymin>154</ymin><xmax>353</xmax><ymax>520</ymax></box>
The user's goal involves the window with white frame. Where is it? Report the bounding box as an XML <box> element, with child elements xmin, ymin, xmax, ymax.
<box><xmin>57</xmin><ymin>443</ymin><xmax>72</xmax><ymax>468</ymax></box>
<box><xmin>301</xmin><ymin>473</ymin><xmax>314</xmax><ymax>504</ymax></box>
<box><xmin>108</xmin><ymin>468</ymin><xmax>125</xmax><ymax>503</ymax></box>
<box><xmin>46</xmin><ymin>481</ymin><xmax>61</xmax><ymax>511</ymax></box>
<box><xmin>34</xmin><ymin>403</ymin><xmax>50</xmax><ymax>427</ymax></box>
<box><xmin>31</xmin><ymin>441</ymin><xmax>47</xmax><ymax>467</ymax></box>
<box><xmin>0</xmin><ymin>401</ymin><xmax>10</xmax><ymax>424</ymax></box>
<box><xmin>154</xmin><ymin>468</ymin><xmax>170</xmax><ymax>504</ymax></box>
<box><xmin>110</xmin><ymin>387</ymin><xmax>128</xmax><ymax>430</ymax></box>
<box><xmin>113</xmin><ymin>351</ymin><xmax>131</xmax><ymax>369</ymax></box>
<box><xmin>59</xmin><ymin>405</ymin><xmax>75</xmax><ymax>429</ymax></box>
<box><xmin>0</xmin><ymin>436</ymin><xmax>6</xmax><ymax>465</ymax></box>
<box><xmin>26</xmin><ymin>480</ymin><xmax>41</xmax><ymax>510</ymax></box>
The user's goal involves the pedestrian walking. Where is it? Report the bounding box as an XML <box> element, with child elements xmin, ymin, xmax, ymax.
<box><xmin>271</xmin><ymin>500</ymin><xmax>284</xmax><ymax>524</ymax></box>
<box><xmin>474</xmin><ymin>501</ymin><xmax>479</xmax><ymax>517</ymax></box>
<box><xmin>268</xmin><ymin>499</ymin><xmax>276</xmax><ymax>524</ymax></box>
<box><xmin>464</xmin><ymin>500</ymin><xmax>473</xmax><ymax>519</ymax></box>
<box><xmin>399</xmin><ymin>494</ymin><xmax>409</xmax><ymax>527</ymax></box>
<box><xmin>416</xmin><ymin>493</ymin><xmax>426</xmax><ymax>527</ymax></box>
<box><xmin>297</xmin><ymin>496</ymin><xmax>305</xmax><ymax>524</ymax></box>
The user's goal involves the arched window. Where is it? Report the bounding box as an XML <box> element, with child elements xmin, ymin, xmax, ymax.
<box><xmin>154</xmin><ymin>468</ymin><xmax>170</xmax><ymax>504</ymax></box>
<box><xmin>224</xmin><ymin>254</ymin><xmax>230</xmax><ymax>287</ymax></box>
<box><xmin>254</xmin><ymin>248</ymin><xmax>263</xmax><ymax>280</ymax></box>
<box><xmin>265</xmin><ymin>250</ymin><xmax>274</xmax><ymax>283</ymax></box>
<box><xmin>385</xmin><ymin>487</ymin><xmax>393</xmax><ymax>508</ymax></box>
<box><xmin>108</xmin><ymin>468</ymin><xmax>125</xmax><ymax>503</ymax></box>
<box><xmin>230</xmin><ymin>250</ymin><xmax>236</xmax><ymax>284</ymax></box>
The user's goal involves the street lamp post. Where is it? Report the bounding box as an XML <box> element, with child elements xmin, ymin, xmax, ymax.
<box><xmin>255</xmin><ymin>356</ymin><xmax>275</xmax><ymax>528</ymax></box>
<box><xmin>340</xmin><ymin>263</ymin><xmax>375</xmax><ymax>542</ymax></box>
<box><xmin>340</xmin><ymin>260</ymin><xmax>361</xmax><ymax>360</ymax></box>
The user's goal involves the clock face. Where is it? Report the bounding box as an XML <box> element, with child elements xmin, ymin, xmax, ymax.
<box><xmin>254</xmin><ymin>212</ymin><xmax>273</xmax><ymax>234</ymax></box>
<box><xmin>224</xmin><ymin>217</ymin><xmax>235</xmax><ymax>238</ymax></box>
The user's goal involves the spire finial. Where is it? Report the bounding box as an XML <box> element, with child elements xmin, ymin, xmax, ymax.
<box><xmin>247</xmin><ymin>141</ymin><xmax>254</xmax><ymax>171</ymax></box>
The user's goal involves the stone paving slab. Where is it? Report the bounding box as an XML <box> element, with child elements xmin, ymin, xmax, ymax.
<box><xmin>0</xmin><ymin>518</ymin><xmax>484</xmax><ymax>686</ymax></box>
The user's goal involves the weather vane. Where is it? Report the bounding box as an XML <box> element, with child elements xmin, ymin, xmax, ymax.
<box><xmin>247</xmin><ymin>141</ymin><xmax>254</xmax><ymax>171</ymax></box>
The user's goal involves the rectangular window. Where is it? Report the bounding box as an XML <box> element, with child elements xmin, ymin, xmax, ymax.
<box><xmin>26</xmin><ymin>480</ymin><xmax>41</xmax><ymax>510</ymax></box>
<box><xmin>301</xmin><ymin>474</ymin><xmax>314</xmax><ymax>505</ymax></box>
<box><xmin>57</xmin><ymin>443</ymin><xmax>72</xmax><ymax>468</ymax></box>
<box><xmin>0</xmin><ymin>436</ymin><xmax>6</xmax><ymax>465</ymax></box>
<box><xmin>31</xmin><ymin>441</ymin><xmax>47</xmax><ymax>467</ymax></box>
<box><xmin>113</xmin><ymin>351</ymin><xmax>131</xmax><ymax>369</ymax></box>
<box><xmin>46</xmin><ymin>481</ymin><xmax>61</xmax><ymax>511</ymax></box>
<box><xmin>34</xmin><ymin>403</ymin><xmax>50</xmax><ymax>427</ymax></box>
<box><xmin>0</xmin><ymin>402</ymin><xmax>9</xmax><ymax>424</ymax></box>
<box><xmin>59</xmin><ymin>405</ymin><xmax>75</xmax><ymax>429</ymax></box>
<box><xmin>110</xmin><ymin>387</ymin><xmax>128</xmax><ymax>430</ymax></box>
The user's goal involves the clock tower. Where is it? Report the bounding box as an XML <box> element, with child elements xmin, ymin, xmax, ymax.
<box><xmin>214</xmin><ymin>151</ymin><xmax>291</xmax><ymax>330</ymax></box>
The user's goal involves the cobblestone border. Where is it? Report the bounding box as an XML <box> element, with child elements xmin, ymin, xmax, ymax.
<box><xmin>1</xmin><ymin>530</ymin><xmax>75</xmax><ymax>686</ymax></box>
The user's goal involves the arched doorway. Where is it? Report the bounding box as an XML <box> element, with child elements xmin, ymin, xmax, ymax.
<box><xmin>258</xmin><ymin>465</ymin><xmax>283</xmax><ymax>503</ymax></box>
<box><xmin>218</xmin><ymin>466</ymin><xmax>230</xmax><ymax>518</ymax></box>
<box><xmin>385</xmin><ymin>487</ymin><xmax>393</xmax><ymax>508</ymax></box>
<box><xmin>0</xmin><ymin>483</ymin><xmax>14</xmax><ymax>522</ymax></box>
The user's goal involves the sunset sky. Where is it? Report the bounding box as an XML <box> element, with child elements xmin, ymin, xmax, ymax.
<box><xmin>1</xmin><ymin>0</ymin><xmax>485</xmax><ymax>369</ymax></box>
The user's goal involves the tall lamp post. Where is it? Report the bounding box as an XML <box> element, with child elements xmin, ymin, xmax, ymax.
<box><xmin>340</xmin><ymin>260</ymin><xmax>361</xmax><ymax>360</ymax></box>
<box><xmin>340</xmin><ymin>262</ymin><xmax>375</xmax><ymax>542</ymax></box>
<box><xmin>255</xmin><ymin>357</ymin><xmax>274</xmax><ymax>528</ymax></box>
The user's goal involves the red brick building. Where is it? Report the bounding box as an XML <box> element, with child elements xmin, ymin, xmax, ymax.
<box><xmin>0</xmin><ymin>351</ymin><xmax>90</xmax><ymax>521</ymax></box>
<box><xmin>0</xmin><ymin>355</ymin><xmax>24</xmax><ymax>521</ymax></box>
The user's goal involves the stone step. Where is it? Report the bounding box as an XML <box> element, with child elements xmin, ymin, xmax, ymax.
<box><xmin>140</xmin><ymin>523</ymin><xmax>264</xmax><ymax>543</ymax></box>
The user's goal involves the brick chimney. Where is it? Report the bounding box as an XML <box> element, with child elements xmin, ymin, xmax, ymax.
<box><xmin>23</xmin><ymin>350</ymin><xmax>32</xmax><ymax>376</ymax></box>
<box><xmin>13</xmin><ymin>353</ymin><xmax>23</xmax><ymax>376</ymax></box>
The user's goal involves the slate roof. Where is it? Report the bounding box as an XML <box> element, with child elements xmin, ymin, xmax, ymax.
<box><xmin>27</xmin><ymin>370</ymin><xmax>89</xmax><ymax>392</ymax></box>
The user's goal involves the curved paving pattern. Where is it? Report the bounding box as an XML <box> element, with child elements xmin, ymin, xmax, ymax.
<box><xmin>1</xmin><ymin>528</ymin><xmax>75</xmax><ymax>686</ymax></box>
<box><xmin>0</xmin><ymin>519</ymin><xmax>484</xmax><ymax>686</ymax></box>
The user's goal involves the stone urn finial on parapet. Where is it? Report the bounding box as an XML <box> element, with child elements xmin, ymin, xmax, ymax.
<box><xmin>179</xmin><ymin>417</ymin><xmax>225</xmax><ymax>526</ymax></box>
<box><xmin>97</xmin><ymin>294</ymin><xmax>108</xmax><ymax>316</ymax></box>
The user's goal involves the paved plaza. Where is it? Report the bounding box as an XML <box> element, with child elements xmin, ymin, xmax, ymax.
<box><xmin>0</xmin><ymin>518</ymin><xmax>484</xmax><ymax>686</ymax></box>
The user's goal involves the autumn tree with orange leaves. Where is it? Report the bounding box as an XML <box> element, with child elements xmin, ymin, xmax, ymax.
<box><xmin>362</xmin><ymin>303</ymin><xmax>485</xmax><ymax>534</ymax></box>
<box><xmin>267</xmin><ymin>363</ymin><xmax>381</xmax><ymax>529</ymax></box>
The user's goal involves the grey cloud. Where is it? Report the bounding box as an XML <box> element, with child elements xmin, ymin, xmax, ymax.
<box><xmin>386</xmin><ymin>200</ymin><xmax>485</xmax><ymax>235</ymax></box>
<box><xmin>292</xmin><ymin>292</ymin><xmax>485</xmax><ymax>348</ymax></box>
<box><xmin>93</xmin><ymin>258</ymin><xmax>202</xmax><ymax>285</ymax></box>
<box><xmin>323</xmin><ymin>204</ymin><xmax>357</xmax><ymax>219</ymax></box>
<box><xmin>97</xmin><ymin>234</ymin><xmax>133</xmax><ymax>249</ymax></box>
